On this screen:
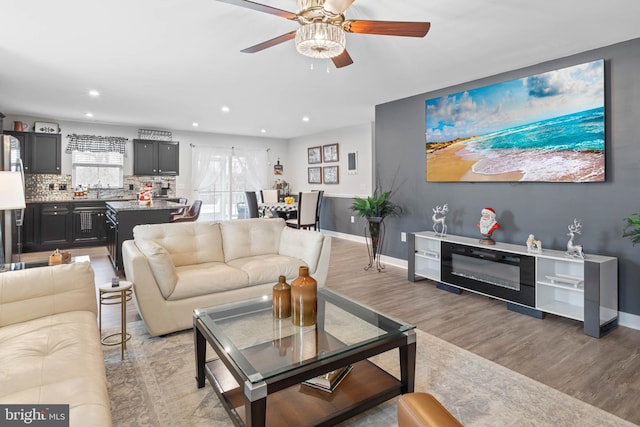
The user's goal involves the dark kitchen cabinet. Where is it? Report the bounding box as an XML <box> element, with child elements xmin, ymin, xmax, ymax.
<box><xmin>40</xmin><ymin>203</ymin><xmax>72</xmax><ymax>248</ymax></box>
<box><xmin>23</xmin><ymin>201</ymin><xmax>107</xmax><ymax>252</ymax></box>
<box><xmin>133</xmin><ymin>139</ymin><xmax>179</xmax><ymax>176</ymax></box>
<box><xmin>5</xmin><ymin>131</ymin><xmax>61</xmax><ymax>174</ymax></box>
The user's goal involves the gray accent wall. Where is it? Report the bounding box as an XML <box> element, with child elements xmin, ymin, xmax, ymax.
<box><xmin>325</xmin><ymin>38</ymin><xmax>640</xmax><ymax>316</ymax></box>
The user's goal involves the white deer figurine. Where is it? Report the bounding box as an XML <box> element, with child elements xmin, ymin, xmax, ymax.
<box><xmin>432</xmin><ymin>204</ymin><xmax>448</xmax><ymax>237</ymax></box>
<box><xmin>566</xmin><ymin>218</ymin><xmax>585</xmax><ymax>259</ymax></box>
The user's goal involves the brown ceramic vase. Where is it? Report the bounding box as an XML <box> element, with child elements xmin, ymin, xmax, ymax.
<box><xmin>272</xmin><ymin>275</ymin><xmax>291</xmax><ymax>319</ymax></box>
<box><xmin>291</xmin><ymin>266</ymin><xmax>317</xmax><ymax>327</ymax></box>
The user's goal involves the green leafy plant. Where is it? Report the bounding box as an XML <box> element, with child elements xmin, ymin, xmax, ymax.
<box><xmin>350</xmin><ymin>189</ymin><xmax>403</xmax><ymax>263</ymax></box>
<box><xmin>623</xmin><ymin>212</ymin><xmax>640</xmax><ymax>245</ymax></box>
<box><xmin>350</xmin><ymin>190</ymin><xmax>402</xmax><ymax>220</ymax></box>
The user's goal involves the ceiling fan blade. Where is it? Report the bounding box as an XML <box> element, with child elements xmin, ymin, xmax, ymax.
<box><xmin>217</xmin><ymin>0</ymin><xmax>297</xmax><ymax>20</ymax></box>
<box><xmin>344</xmin><ymin>20</ymin><xmax>431</xmax><ymax>37</ymax></box>
<box><xmin>332</xmin><ymin>49</ymin><xmax>354</xmax><ymax>68</ymax></box>
<box><xmin>323</xmin><ymin>0</ymin><xmax>355</xmax><ymax>16</ymax></box>
<box><xmin>241</xmin><ymin>30</ymin><xmax>297</xmax><ymax>53</ymax></box>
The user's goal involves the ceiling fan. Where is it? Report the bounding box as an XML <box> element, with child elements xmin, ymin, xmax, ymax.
<box><xmin>217</xmin><ymin>0</ymin><xmax>431</xmax><ymax>68</ymax></box>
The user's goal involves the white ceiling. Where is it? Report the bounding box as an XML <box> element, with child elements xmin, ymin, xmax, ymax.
<box><xmin>1</xmin><ymin>0</ymin><xmax>639</xmax><ymax>140</ymax></box>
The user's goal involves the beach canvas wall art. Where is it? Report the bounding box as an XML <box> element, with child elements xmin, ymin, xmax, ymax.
<box><xmin>426</xmin><ymin>59</ymin><xmax>605</xmax><ymax>182</ymax></box>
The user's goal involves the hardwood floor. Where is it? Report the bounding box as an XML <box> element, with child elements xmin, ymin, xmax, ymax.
<box><xmin>18</xmin><ymin>238</ymin><xmax>640</xmax><ymax>424</ymax></box>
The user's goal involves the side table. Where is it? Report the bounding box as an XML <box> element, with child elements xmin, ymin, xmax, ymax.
<box><xmin>99</xmin><ymin>281</ymin><xmax>133</xmax><ymax>360</ymax></box>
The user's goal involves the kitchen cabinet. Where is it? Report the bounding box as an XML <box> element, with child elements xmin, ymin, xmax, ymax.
<box><xmin>133</xmin><ymin>139</ymin><xmax>179</xmax><ymax>176</ymax></box>
<box><xmin>23</xmin><ymin>201</ymin><xmax>108</xmax><ymax>252</ymax></box>
<box><xmin>5</xmin><ymin>131</ymin><xmax>61</xmax><ymax>174</ymax></box>
<box><xmin>39</xmin><ymin>203</ymin><xmax>72</xmax><ymax>248</ymax></box>
<box><xmin>105</xmin><ymin>200</ymin><xmax>180</xmax><ymax>270</ymax></box>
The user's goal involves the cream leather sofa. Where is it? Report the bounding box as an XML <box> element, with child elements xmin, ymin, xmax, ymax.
<box><xmin>122</xmin><ymin>218</ymin><xmax>331</xmax><ymax>336</ymax></box>
<box><xmin>0</xmin><ymin>262</ymin><xmax>112</xmax><ymax>427</ymax></box>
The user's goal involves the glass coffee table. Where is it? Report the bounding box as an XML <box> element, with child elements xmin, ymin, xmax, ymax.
<box><xmin>194</xmin><ymin>288</ymin><xmax>416</xmax><ymax>427</ymax></box>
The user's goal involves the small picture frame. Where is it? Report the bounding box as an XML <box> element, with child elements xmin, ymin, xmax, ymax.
<box><xmin>323</xmin><ymin>143</ymin><xmax>339</xmax><ymax>163</ymax></box>
<box><xmin>308</xmin><ymin>167</ymin><xmax>322</xmax><ymax>184</ymax></box>
<box><xmin>323</xmin><ymin>166</ymin><xmax>339</xmax><ymax>184</ymax></box>
<box><xmin>308</xmin><ymin>146</ymin><xmax>322</xmax><ymax>164</ymax></box>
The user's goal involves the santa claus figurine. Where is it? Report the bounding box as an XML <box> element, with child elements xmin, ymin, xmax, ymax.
<box><xmin>477</xmin><ymin>207</ymin><xmax>500</xmax><ymax>245</ymax></box>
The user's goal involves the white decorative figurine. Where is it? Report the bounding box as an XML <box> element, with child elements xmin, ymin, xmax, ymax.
<box><xmin>432</xmin><ymin>204</ymin><xmax>448</xmax><ymax>237</ymax></box>
<box><xmin>566</xmin><ymin>218</ymin><xmax>585</xmax><ymax>259</ymax></box>
<box><xmin>526</xmin><ymin>234</ymin><xmax>542</xmax><ymax>254</ymax></box>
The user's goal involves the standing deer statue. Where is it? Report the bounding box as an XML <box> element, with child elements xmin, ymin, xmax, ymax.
<box><xmin>432</xmin><ymin>204</ymin><xmax>448</xmax><ymax>237</ymax></box>
<box><xmin>566</xmin><ymin>218</ymin><xmax>585</xmax><ymax>259</ymax></box>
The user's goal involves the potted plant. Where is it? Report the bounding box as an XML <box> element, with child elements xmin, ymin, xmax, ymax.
<box><xmin>350</xmin><ymin>189</ymin><xmax>403</xmax><ymax>271</ymax></box>
<box><xmin>622</xmin><ymin>212</ymin><xmax>640</xmax><ymax>245</ymax></box>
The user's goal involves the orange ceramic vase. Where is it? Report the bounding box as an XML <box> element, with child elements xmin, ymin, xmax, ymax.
<box><xmin>291</xmin><ymin>266</ymin><xmax>317</xmax><ymax>327</ymax></box>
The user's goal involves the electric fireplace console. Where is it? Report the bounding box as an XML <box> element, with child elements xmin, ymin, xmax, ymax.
<box><xmin>408</xmin><ymin>232</ymin><xmax>618</xmax><ymax>338</ymax></box>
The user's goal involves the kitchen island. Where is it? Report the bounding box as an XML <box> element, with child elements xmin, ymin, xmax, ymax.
<box><xmin>106</xmin><ymin>200</ymin><xmax>183</xmax><ymax>270</ymax></box>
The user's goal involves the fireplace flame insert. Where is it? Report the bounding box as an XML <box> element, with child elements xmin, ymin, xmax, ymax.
<box><xmin>441</xmin><ymin>242</ymin><xmax>535</xmax><ymax>307</ymax></box>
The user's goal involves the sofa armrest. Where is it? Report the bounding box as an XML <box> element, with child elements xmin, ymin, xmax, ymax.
<box><xmin>0</xmin><ymin>262</ymin><xmax>97</xmax><ymax>328</ymax></box>
<box><xmin>398</xmin><ymin>393</ymin><xmax>463</xmax><ymax>427</ymax></box>
<box><xmin>314</xmin><ymin>235</ymin><xmax>332</xmax><ymax>287</ymax></box>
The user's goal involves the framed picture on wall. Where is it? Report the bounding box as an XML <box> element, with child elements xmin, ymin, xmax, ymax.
<box><xmin>323</xmin><ymin>143</ymin><xmax>339</xmax><ymax>162</ymax></box>
<box><xmin>323</xmin><ymin>166</ymin><xmax>339</xmax><ymax>184</ymax></box>
<box><xmin>308</xmin><ymin>146</ymin><xmax>322</xmax><ymax>164</ymax></box>
<box><xmin>308</xmin><ymin>167</ymin><xmax>322</xmax><ymax>184</ymax></box>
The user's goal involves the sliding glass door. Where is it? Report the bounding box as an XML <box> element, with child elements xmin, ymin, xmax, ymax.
<box><xmin>192</xmin><ymin>146</ymin><xmax>268</xmax><ymax>221</ymax></box>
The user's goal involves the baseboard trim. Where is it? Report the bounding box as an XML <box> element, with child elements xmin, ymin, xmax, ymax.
<box><xmin>322</xmin><ymin>229</ymin><xmax>640</xmax><ymax>332</ymax></box>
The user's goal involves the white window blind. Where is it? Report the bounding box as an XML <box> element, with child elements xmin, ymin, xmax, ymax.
<box><xmin>72</xmin><ymin>151</ymin><xmax>124</xmax><ymax>188</ymax></box>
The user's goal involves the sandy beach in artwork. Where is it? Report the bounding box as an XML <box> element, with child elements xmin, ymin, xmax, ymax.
<box><xmin>426</xmin><ymin>141</ymin><xmax>524</xmax><ymax>182</ymax></box>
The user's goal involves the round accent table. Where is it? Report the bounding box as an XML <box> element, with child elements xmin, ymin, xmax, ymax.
<box><xmin>99</xmin><ymin>281</ymin><xmax>133</xmax><ymax>360</ymax></box>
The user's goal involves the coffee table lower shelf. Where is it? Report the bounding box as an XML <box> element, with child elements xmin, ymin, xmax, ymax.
<box><xmin>205</xmin><ymin>358</ymin><xmax>402</xmax><ymax>427</ymax></box>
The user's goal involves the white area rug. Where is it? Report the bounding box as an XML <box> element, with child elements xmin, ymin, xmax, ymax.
<box><xmin>103</xmin><ymin>321</ymin><xmax>636</xmax><ymax>426</ymax></box>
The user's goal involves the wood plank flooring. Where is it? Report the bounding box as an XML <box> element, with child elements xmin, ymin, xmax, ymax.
<box><xmin>18</xmin><ymin>238</ymin><xmax>640</xmax><ymax>424</ymax></box>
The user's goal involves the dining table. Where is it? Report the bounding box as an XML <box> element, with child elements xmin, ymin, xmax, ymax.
<box><xmin>259</xmin><ymin>202</ymin><xmax>298</xmax><ymax>219</ymax></box>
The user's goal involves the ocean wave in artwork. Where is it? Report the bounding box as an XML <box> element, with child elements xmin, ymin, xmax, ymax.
<box><xmin>465</xmin><ymin>148</ymin><xmax>604</xmax><ymax>182</ymax></box>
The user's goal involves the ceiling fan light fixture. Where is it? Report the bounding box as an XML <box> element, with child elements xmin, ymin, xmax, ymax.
<box><xmin>295</xmin><ymin>22</ymin><xmax>345</xmax><ymax>59</ymax></box>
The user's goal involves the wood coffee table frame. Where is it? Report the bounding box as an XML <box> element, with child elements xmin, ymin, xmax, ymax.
<box><xmin>194</xmin><ymin>289</ymin><xmax>416</xmax><ymax>427</ymax></box>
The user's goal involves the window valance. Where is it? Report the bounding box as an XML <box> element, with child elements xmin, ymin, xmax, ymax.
<box><xmin>65</xmin><ymin>134</ymin><xmax>128</xmax><ymax>154</ymax></box>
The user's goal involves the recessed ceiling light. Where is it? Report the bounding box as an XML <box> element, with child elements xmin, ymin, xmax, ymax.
<box><xmin>192</xmin><ymin>122</ymin><xmax>199</xmax><ymax>127</ymax></box>
<box><xmin>260</xmin><ymin>129</ymin><xmax>267</xmax><ymax>134</ymax></box>
<box><xmin>221</xmin><ymin>106</ymin><xmax>230</xmax><ymax>113</ymax></box>
<box><xmin>85</xmin><ymin>112</ymin><xmax>94</xmax><ymax>118</ymax></box>
<box><xmin>302</xmin><ymin>116</ymin><xmax>310</xmax><ymax>122</ymax></box>
<box><xmin>88</xmin><ymin>90</ymin><xmax>100</xmax><ymax>97</ymax></box>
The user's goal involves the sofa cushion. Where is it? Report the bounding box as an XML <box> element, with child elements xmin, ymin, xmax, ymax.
<box><xmin>279</xmin><ymin>227</ymin><xmax>324</xmax><ymax>273</ymax></box>
<box><xmin>0</xmin><ymin>262</ymin><xmax>97</xmax><ymax>328</ymax></box>
<box><xmin>227</xmin><ymin>254</ymin><xmax>304</xmax><ymax>286</ymax></box>
<box><xmin>168</xmin><ymin>263</ymin><xmax>250</xmax><ymax>301</ymax></box>
<box><xmin>220</xmin><ymin>218</ymin><xmax>285</xmax><ymax>262</ymax></box>
<box><xmin>134</xmin><ymin>239</ymin><xmax>178</xmax><ymax>299</ymax></box>
<box><xmin>0</xmin><ymin>311</ymin><xmax>112</xmax><ymax>425</ymax></box>
<box><xmin>134</xmin><ymin>222</ymin><xmax>224</xmax><ymax>267</ymax></box>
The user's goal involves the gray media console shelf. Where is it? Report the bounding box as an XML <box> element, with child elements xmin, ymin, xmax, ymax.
<box><xmin>408</xmin><ymin>231</ymin><xmax>618</xmax><ymax>338</ymax></box>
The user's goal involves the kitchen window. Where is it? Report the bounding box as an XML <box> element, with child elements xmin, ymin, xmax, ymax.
<box><xmin>66</xmin><ymin>134</ymin><xmax>127</xmax><ymax>189</ymax></box>
<box><xmin>72</xmin><ymin>150</ymin><xmax>124</xmax><ymax>188</ymax></box>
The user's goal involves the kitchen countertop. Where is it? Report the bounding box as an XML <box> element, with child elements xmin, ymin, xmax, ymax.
<box><xmin>106</xmin><ymin>200</ymin><xmax>183</xmax><ymax>212</ymax></box>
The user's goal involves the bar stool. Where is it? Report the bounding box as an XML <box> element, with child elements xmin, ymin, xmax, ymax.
<box><xmin>99</xmin><ymin>281</ymin><xmax>133</xmax><ymax>360</ymax></box>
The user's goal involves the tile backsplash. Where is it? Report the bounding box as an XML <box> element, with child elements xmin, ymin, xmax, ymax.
<box><xmin>25</xmin><ymin>174</ymin><xmax>177</xmax><ymax>202</ymax></box>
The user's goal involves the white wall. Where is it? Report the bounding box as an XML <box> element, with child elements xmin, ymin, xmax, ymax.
<box><xmin>287</xmin><ymin>122</ymin><xmax>373</xmax><ymax>198</ymax></box>
<box><xmin>3</xmin><ymin>115</ymin><xmax>289</xmax><ymax>201</ymax></box>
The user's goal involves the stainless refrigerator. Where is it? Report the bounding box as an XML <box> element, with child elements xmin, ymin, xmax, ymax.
<box><xmin>2</xmin><ymin>134</ymin><xmax>25</xmax><ymax>262</ymax></box>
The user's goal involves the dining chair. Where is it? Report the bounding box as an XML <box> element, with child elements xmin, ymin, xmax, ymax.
<box><xmin>244</xmin><ymin>191</ymin><xmax>260</xmax><ymax>218</ymax></box>
<box><xmin>260</xmin><ymin>189</ymin><xmax>280</xmax><ymax>204</ymax></box>
<box><xmin>286</xmin><ymin>191</ymin><xmax>320</xmax><ymax>230</ymax></box>
<box><xmin>171</xmin><ymin>200</ymin><xmax>202</xmax><ymax>222</ymax></box>
<box><xmin>313</xmin><ymin>190</ymin><xmax>324</xmax><ymax>230</ymax></box>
